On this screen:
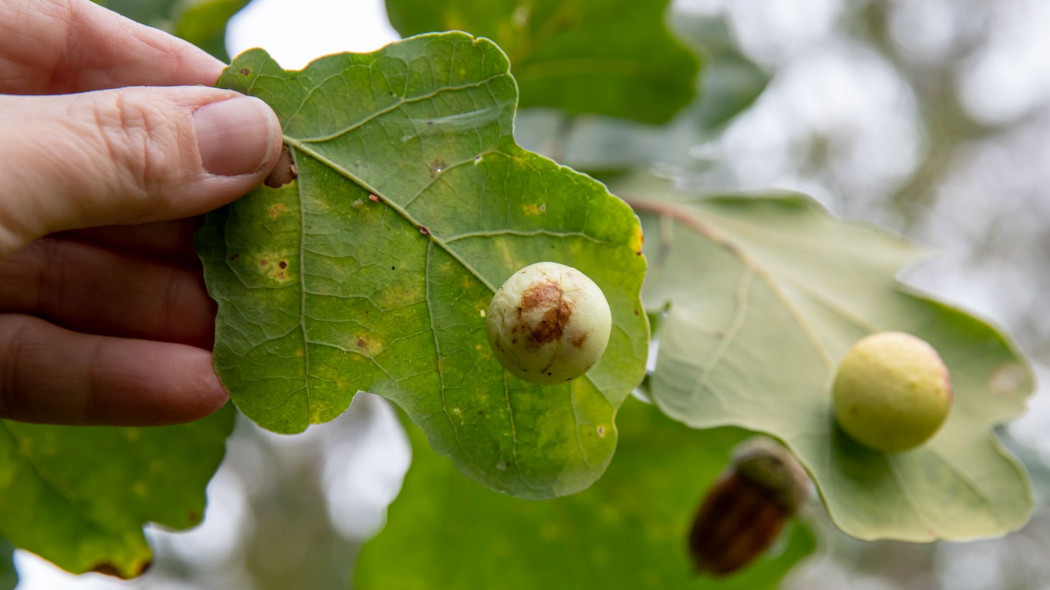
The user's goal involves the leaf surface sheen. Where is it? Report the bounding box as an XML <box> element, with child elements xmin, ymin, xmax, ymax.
<box><xmin>200</xmin><ymin>33</ymin><xmax>649</xmax><ymax>499</ymax></box>
<box><xmin>633</xmin><ymin>191</ymin><xmax>1034</xmax><ymax>542</ymax></box>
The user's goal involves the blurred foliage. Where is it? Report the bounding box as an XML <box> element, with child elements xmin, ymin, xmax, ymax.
<box><xmin>0</xmin><ymin>536</ymin><xmax>15</xmax><ymax>590</ymax></box>
<box><xmin>384</xmin><ymin>0</ymin><xmax>701</xmax><ymax>124</ymax></box>
<box><xmin>0</xmin><ymin>408</ymin><xmax>235</xmax><ymax>578</ymax></box>
<box><xmin>93</xmin><ymin>0</ymin><xmax>249</xmax><ymax>61</ymax></box>
<box><xmin>514</xmin><ymin>13</ymin><xmax>768</xmax><ymax>174</ymax></box>
<box><xmin>357</xmin><ymin>398</ymin><xmax>816</xmax><ymax>589</ymax></box>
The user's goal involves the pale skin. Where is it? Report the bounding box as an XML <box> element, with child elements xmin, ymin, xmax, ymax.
<box><xmin>0</xmin><ymin>0</ymin><xmax>284</xmax><ymax>425</ymax></box>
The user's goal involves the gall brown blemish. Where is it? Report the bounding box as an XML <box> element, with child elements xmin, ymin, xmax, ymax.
<box><xmin>518</xmin><ymin>280</ymin><xmax>572</xmax><ymax>349</ymax></box>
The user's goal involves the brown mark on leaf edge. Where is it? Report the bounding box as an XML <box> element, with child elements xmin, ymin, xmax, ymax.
<box><xmin>91</xmin><ymin>559</ymin><xmax>152</xmax><ymax>579</ymax></box>
<box><xmin>264</xmin><ymin>147</ymin><xmax>297</xmax><ymax>188</ymax></box>
<box><xmin>519</xmin><ymin>280</ymin><xmax>572</xmax><ymax>349</ymax></box>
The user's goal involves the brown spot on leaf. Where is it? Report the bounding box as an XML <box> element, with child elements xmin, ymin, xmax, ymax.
<box><xmin>230</xmin><ymin>253</ymin><xmax>240</xmax><ymax>261</ymax></box>
<box><xmin>264</xmin><ymin>147</ymin><xmax>297</xmax><ymax>188</ymax></box>
<box><xmin>240</xmin><ymin>68</ymin><xmax>250</xmax><ymax>75</ymax></box>
<box><xmin>357</xmin><ymin>338</ymin><xmax>368</xmax><ymax>349</ymax></box>
<box><xmin>596</xmin><ymin>425</ymin><xmax>606</xmax><ymax>438</ymax></box>
<box><xmin>260</xmin><ymin>259</ymin><xmax>269</xmax><ymax>267</ymax></box>
<box><xmin>278</xmin><ymin>260</ymin><xmax>287</xmax><ymax>269</ymax></box>
<box><xmin>519</xmin><ymin>281</ymin><xmax>572</xmax><ymax>349</ymax></box>
<box><xmin>268</xmin><ymin>203</ymin><xmax>289</xmax><ymax>219</ymax></box>
<box><xmin>419</xmin><ymin>226</ymin><xmax>430</xmax><ymax>235</ymax></box>
<box><xmin>429</xmin><ymin>158</ymin><xmax>447</xmax><ymax>176</ymax></box>
<box><xmin>368</xmin><ymin>194</ymin><xmax>381</xmax><ymax>203</ymax></box>
<box><xmin>188</xmin><ymin>510</ymin><xmax>200</xmax><ymax>523</ymax></box>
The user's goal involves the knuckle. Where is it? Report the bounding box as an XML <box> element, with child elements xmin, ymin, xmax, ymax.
<box><xmin>86</xmin><ymin>89</ymin><xmax>192</xmax><ymax>215</ymax></box>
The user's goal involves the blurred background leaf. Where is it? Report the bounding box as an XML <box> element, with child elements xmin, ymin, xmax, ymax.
<box><xmin>384</xmin><ymin>0</ymin><xmax>701</xmax><ymax>124</ymax></box>
<box><xmin>0</xmin><ymin>407</ymin><xmax>235</xmax><ymax>578</ymax></box>
<box><xmin>93</xmin><ymin>0</ymin><xmax>249</xmax><ymax>60</ymax></box>
<box><xmin>516</xmin><ymin>14</ymin><xmax>770</xmax><ymax>174</ymax></box>
<box><xmin>627</xmin><ymin>184</ymin><xmax>1032</xmax><ymax>541</ymax></box>
<box><xmin>356</xmin><ymin>397</ymin><xmax>816</xmax><ymax>589</ymax></box>
<box><xmin>0</xmin><ymin>536</ymin><xmax>15</xmax><ymax>590</ymax></box>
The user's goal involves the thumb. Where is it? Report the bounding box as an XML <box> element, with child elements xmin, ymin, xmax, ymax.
<box><xmin>0</xmin><ymin>87</ymin><xmax>283</xmax><ymax>257</ymax></box>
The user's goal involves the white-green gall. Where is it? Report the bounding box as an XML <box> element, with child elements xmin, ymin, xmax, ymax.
<box><xmin>832</xmin><ymin>331</ymin><xmax>953</xmax><ymax>453</ymax></box>
<box><xmin>486</xmin><ymin>262</ymin><xmax>612</xmax><ymax>385</ymax></box>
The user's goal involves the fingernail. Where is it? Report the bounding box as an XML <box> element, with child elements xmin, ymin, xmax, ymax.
<box><xmin>194</xmin><ymin>96</ymin><xmax>279</xmax><ymax>176</ymax></box>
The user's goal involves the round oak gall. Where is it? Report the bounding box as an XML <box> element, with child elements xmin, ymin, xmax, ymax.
<box><xmin>486</xmin><ymin>262</ymin><xmax>612</xmax><ymax>385</ymax></box>
<box><xmin>832</xmin><ymin>331</ymin><xmax>953</xmax><ymax>453</ymax></box>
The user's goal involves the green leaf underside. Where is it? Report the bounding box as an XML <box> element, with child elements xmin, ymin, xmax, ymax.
<box><xmin>384</xmin><ymin>0</ymin><xmax>701</xmax><ymax>124</ymax></box>
<box><xmin>356</xmin><ymin>398</ymin><xmax>816</xmax><ymax>589</ymax></box>
<box><xmin>199</xmin><ymin>34</ymin><xmax>648</xmax><ymax>499</ymax></box>
<box><xmin>635</xmin><ymin>192</ymin><xmax>1034</xmax><ymax>542</ymax></box>
<box><xmin>0</xmin><ymin>407</ymin><xmax>235</xmax><ymax>578</ymax></box>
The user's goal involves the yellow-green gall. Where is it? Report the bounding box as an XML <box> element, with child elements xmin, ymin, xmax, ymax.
<box><xmin>833</xmin><ymin>332</ymin><xmax>952</xmax><ymax>453</ymax></box>
<box><xmin>486</xmin><ymin>262</ymin><xmax>612</xmax><ymax>385</ymax></box>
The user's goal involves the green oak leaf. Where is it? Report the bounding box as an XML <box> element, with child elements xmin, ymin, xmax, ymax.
<box><xmin>384</xmin><ymin>0</ymin><xmax>701</xmax><ymax>124</ymax></box>
<box><xmin>0</xmin><ymin>536</ymin><xmax>15</xmax><ymax>590</ymax></box>
<box><xmin>630</xmin><ymin>189</ymin><xmax>1034</xmax><ymax>542</ymax></box>
<box><xmin>197</xmin><ymin>33</ymin><xmax>649</xmax><ymax>499</ymax></box>
<box><xmin>356</xmin><ymin>397</ymin><xmax>816</xmax><ymax>589</ymax></box>
<box><xmin>0</xmin><ymin>406</ymin><xmax>235</xmax><ymax>578</ymax></box>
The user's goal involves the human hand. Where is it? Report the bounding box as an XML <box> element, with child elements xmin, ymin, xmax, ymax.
<box><xmin>0</xmin><ymin>0</ymin><xmax>283</xmax><ymax>426</ymax></box>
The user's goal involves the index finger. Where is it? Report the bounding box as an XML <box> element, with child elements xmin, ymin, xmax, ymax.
<box><xmin>0</xmin><ymin>0</ymin><xmax>225</xmax><ymax>95</ymax></box>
